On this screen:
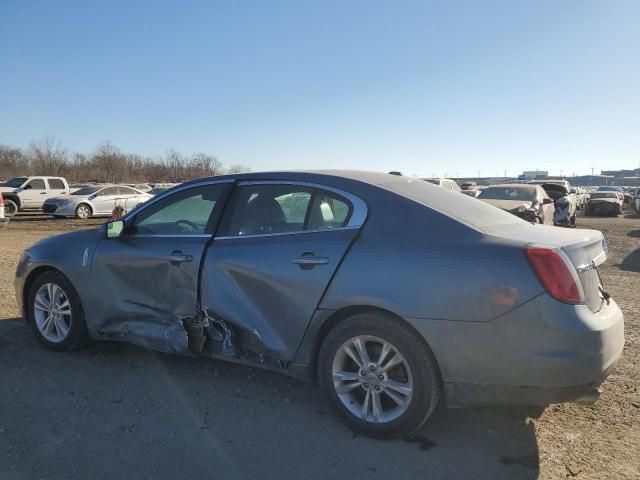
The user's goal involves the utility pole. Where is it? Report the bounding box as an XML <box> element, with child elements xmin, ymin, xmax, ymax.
<box><xmin>591</xmin><ymin>167</ymin><xmax>595</xmax><ymax>176</ymax></box>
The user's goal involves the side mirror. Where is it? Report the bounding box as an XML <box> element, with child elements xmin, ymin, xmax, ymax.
<box><xmin>105</xmin><ymin>220</ymin><xmax>124</xmax><ymax>239</ymax></box>
<box><xmin>543</xmin><ymin>198</ymin><xmax>554</xmax><ymax>205</ymax></box>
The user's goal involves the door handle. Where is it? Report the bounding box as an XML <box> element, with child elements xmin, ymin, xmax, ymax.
<box><xmin>293</xmin><ymin>253</ymin><xmax>329</xmax><ymax>267</ymax></box>
<box><xmin>165</xmin><ymin>252</ymin><xmax>193</xmax><ymax>263</ymax></box>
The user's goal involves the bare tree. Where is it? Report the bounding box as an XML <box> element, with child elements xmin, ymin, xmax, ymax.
<box><xmin>0</xmin><ymin>144</ymin><xmax>26</xmax><ymax>179</ymax></box>
<box><xmin>227</xmin><ymin>164</ymin><xmax>252</xmax><ymax>174</ymax></box>
<box><xmin>0</xmin><ymin>141</ymin><xmax>231</xmax><ymax>183</ymax></box>
<box><xmin>28</xmin><ymin>137</ymin><xmax>68</xmax><ymax>176</ymax></box>
<box><xmin>92</xmin><ymin>142</ymin><xmax>127</xmax><ymax>183</ymax></box>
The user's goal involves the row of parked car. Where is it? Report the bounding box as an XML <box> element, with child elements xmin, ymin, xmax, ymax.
<box><xmin>421</xmin><ymin>176</ymin><xmax>631</xmax><ymax>227</ymax></box>
<box><xmin>0</xmin><ymin>176</ymin><xmax>178</xmax><ymax>220</ymax></box>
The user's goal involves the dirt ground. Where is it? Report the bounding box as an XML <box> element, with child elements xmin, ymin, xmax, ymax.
<box><xmin>0</xmin><ymin>209</ymin><xmax>639</xmax><ymax>479</ymax></box>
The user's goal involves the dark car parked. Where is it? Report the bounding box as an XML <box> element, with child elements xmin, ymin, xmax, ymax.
<box><xmin>15</xmin><ymin>171</ymin><xmax>624</xmax><ymax>438</ymax></box>
<box><xmin>585</xmin><ymin>192</ymin><xmax>624</xmax><ymax>217</ymax></box>
<box><xmin>477</xmin><ymin>184</ymin><xmax>554</xmax><ymax>224</ymax></box>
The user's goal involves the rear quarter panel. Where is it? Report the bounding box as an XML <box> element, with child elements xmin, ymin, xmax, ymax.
<box><xmin>319</xmin><ymin>192</ymin><xmax>544</xmax><ymax>322</ymax></box>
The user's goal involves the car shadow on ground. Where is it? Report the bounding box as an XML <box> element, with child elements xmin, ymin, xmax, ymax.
<box><xmin>628</xmin><ymin>230</ymin><xmax>640</xmax><ymax>239</ymax></box>
<box><xmin>619</xmin><ymin>248</ymin><xmax>640</xmax><ymax>273</ymax></box>
<box><xmin>0</xmin><ymin>319</ymin><xmax>540</xmax><ymax>480</ymax></box>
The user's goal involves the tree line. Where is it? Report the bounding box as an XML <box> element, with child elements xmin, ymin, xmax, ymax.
<box><xmin>0</xmin><ymin>138</ymin><xmax>251</xmax><ymax>184</ymax></box>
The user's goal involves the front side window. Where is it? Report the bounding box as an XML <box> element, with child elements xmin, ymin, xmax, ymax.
<box><xmin>97</xmin><ymin>187</ymin><xmax>119</xmax><ymax>196</ymax></box>
<box><xmin>223</xmin><ymin>184</ymin><xmax>354</xmax><ymax>236</ymax></box>
<box><xmin>26</xmin><ymin>179</ymin><xmax>46</xmax><ymax>190</ymax></box>
<box><xmin>131</xmin><ymin>184</ymin><xmax>224</xmax><ymax>235</ymax></box>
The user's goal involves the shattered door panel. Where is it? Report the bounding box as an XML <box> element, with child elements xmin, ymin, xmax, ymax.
<box><xmin>88</xmin><ymin>236</ymin><xmax>209</xmax><ymax>354</ymax></box>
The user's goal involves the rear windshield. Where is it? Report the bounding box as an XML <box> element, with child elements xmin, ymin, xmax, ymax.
<box><xmin>379</xmin><ymin>178</ymin><xmax>525</xmax><ymax>230</ymax></box>
<box><xmin>477</xmin><ymin>186</ymin><xmax>535</xmax><ymax>201</ymax></box>
<box><xmin>597</xmin><ymin>186</ymin><xmax>619</xmax><ymax>192</ymax></box>
<box><xmin>590</xmin><ymin>192</ymin><xmax>618</xmax><ymax>199</ymax></box>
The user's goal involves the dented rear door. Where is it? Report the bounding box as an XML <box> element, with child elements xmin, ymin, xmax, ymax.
<box><xmin>200</xmin><ymin>181</ymin><xmax>367</xmax><ymax>362</ymax></box>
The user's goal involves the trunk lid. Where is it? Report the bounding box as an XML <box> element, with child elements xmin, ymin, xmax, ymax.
<box><xmin>484</xmin><ymin>223</ymin><xmax>608</xmax><ymax>312</ymax></box>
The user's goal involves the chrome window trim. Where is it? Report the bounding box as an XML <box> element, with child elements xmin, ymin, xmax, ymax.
<box><xmin>128</xmin><ymin>234</ymin><xmax>213</xmax><ymax>239</ymax></box>
<box><xmin>215</xmin><ymin>225</ymin><xmax>359</xmax><ymax>241</ymax></box>
<box><xmin>124</xmin><ymin>178</ymin><xmax>235</xmax><ymax>221</ymax></box>
<box><xmin>235</xmin><ymin>180</ymin><xmax>368</xmax><ymax>229</ymax></box>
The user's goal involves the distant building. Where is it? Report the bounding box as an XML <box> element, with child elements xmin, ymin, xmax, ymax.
<box><xmin>520</xmin><ymin>170</ymin><xmax>548</xmax><ymax>180</ymax></box>
<box><xmin>601</xmin><ymin>169</ymin><xmax>640</xmax><ymax>178</ymax></box>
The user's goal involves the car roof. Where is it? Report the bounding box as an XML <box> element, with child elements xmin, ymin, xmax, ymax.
<box><xmin>484</xmin><ymin>183</ymin><xmax>537</xmax><ymax>189</ymax></box>
<box><xmin>180</xmin><ymin>170</ymin><xmax>426</xmax><ymax>188</ymax></box>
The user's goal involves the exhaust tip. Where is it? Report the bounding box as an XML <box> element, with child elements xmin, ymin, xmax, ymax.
<box><xmin>575</xmin><ymin>388</ymin><xmax>601</xmax><ymax>405</ymax></box>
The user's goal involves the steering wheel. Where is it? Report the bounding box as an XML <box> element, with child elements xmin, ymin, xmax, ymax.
<box><xmin>175</xmin><ymin>219</ymin><xmax>200</xmax><ymax>233</ymax></box>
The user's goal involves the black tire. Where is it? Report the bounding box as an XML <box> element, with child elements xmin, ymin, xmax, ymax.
<box><xmin>318</xmin><ymin>311</ymin><xmax>441</xmax><ymax>439</ymax></box>
<box><xmin>75</xmin><ymin>203</ymin><xmax>92</xmax><ymax>219</ymax></box>
<box><xmin>4</xmin><ymin>198</ymin><xmax>18</xmax><ymax>217</ymax></box>
<box><xmin>26</xmin><ymin>270</ymin><xmax>88</xmax><ymax>352</ymax></box>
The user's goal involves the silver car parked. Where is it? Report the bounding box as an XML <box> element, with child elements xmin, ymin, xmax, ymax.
<box><xmin>43</xmin><ymin>185</ymin><xmax>152</xmax><ymax>219</ymax></box>
<box><xmin>15</xmin><ymin>171</ymin><xmax>624</xmax><ymax>438</ymax></box>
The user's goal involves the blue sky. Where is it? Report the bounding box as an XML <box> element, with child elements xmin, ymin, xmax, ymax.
<box><xmin>1</xmin><ymin>0</ymin><xmax>638</xmax><ymax>177</ymax></box>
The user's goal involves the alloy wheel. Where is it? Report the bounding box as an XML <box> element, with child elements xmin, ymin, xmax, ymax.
<box><xmin>76</xmin><ymin>205</ymin><xmax>90</xmax><ymax>219</ymax></box>
<box><xmin>33</xmin><ymin>283</ymin><xmax>72</xmax><ymax>342</ymax></box>
<box><xmin>332</xmin><ymin>335</ymin><xmax>414</xmax><ymax>423</ymax></box>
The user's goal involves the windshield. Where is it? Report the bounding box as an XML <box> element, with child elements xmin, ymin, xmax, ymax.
<box><xmin>590</xmin><ymin>192</ymin><xmax>618</xmax><ymax>199</ymax></box>
<box><xmin>477</xmin><ymin>187</ymin><xmax>535</xmax><ymax>201</ymax></box>
<box><xmin>72</xmin><ymin>186</ymin><xmax>101</xmax><ymax>196</ymax></box>
<box><xmin>2</xmin><ymin>176</ymin><xmax>28</xmax><ymax>188</ymax></box>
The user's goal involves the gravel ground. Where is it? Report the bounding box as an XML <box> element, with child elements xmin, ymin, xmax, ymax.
<box><xmin>0</xmin><ymin>209</ymin><xmax>638</xmax><ymax>479</ymax></box>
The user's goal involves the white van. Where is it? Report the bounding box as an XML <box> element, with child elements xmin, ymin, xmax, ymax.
<box><xmin>421</xmin><ymin>178</ymin><xmax>461</xmax><ymax>192</ymax></box>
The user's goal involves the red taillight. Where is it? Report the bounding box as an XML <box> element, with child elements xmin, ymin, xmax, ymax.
<box><xmin>524</xmin><ymin>246</ymin><xmax>583</xmax><ymax>304</ymax></box>
<box><xmin>0</xmin><ymin>193</ymin><xmax>3</xmax><ymax>206</ymax></box>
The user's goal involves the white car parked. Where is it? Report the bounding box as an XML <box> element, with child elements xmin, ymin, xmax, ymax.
<box><xmin>43</xmin><ymin>185</ymin><xmax>152</xmax><ymax>219</ymax></box>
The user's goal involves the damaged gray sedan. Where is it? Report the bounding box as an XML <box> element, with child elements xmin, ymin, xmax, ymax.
<box><xmin>15</xmin><ymin>171</ymin><xmax>624</xmax><ymax>438</ymax></box>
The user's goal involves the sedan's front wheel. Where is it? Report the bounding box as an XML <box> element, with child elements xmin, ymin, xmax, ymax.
<box><xmin>75</xmin><ymin>204</ymin><xmax>92</xmax><ymax>219</ymax></box>
<box><xmin>319</xmin><ymin>312</ymin><xmax>441</xmax><ymax>438</ymax></box>
<box><xmin>26</xmin><ymin>271</ymin><xmax>88</xmax><ymax>351</ymax></box>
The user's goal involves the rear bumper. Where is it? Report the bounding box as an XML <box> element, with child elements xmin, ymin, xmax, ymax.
<box><xmin>406</xmin><ymin>294</ymin><xmax>625</xmax><ymax>407</ymax></box>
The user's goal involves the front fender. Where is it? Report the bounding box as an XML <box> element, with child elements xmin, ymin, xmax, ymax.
<box><xmin>14</xmin><ymin>229</ymin><xmax>101</xmax><ymax>317</ymax></box>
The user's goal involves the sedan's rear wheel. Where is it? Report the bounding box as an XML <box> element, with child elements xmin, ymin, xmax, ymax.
<box><xmin>319</xmin><ymin>312</ymin><xmax>441</xmax><ymax>438</ymax></box>
<box><xmin>75</xmin><ymin>204</ymin><xmax>92</xmax><ymax>219</ymax></box>
<box><xmin>26</xmin><ymin>271</ymin><xmax>88</xmax><ymax>351</ymax></box>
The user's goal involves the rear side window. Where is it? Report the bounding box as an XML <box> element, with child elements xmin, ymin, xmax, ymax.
<box><xmin>225</xmin><ymin>185</ymin><xmax>313</xmax><ymax>236</ymax></box>
<box><xmin>307</xmin><ymin>192</ymin><xmax>351</xmax><ymax>230</ymax></box>
<box><xmin>48</xmin><ymin>179</ymin><xmax>65</xmax><ymax>190</ymax></box>
<box><xmin>222</xmin><ymin>184</ymin><xmax>354</xmax><ymax>236</ymax></box>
